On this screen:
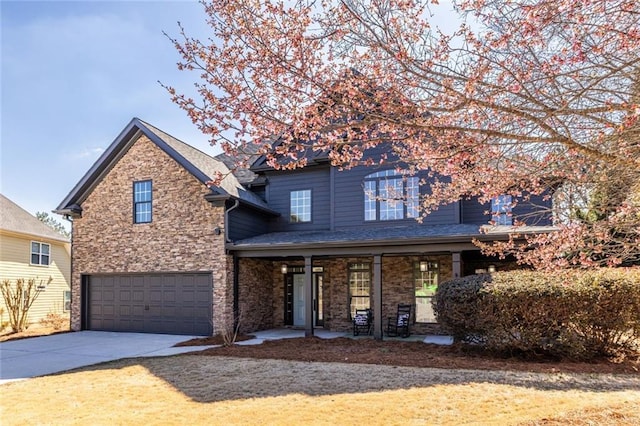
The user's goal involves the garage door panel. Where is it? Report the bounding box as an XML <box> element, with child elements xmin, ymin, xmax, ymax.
<box><xmin>87</xmin><ymin>273</ymin><xmax>212</xmax><ymax>335</ymax></box>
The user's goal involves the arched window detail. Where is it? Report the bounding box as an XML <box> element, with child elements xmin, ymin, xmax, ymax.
<box><xmin>364</xmin><ymin>170</ymin><xmax>419</xmax><ymax>221</ymax></box>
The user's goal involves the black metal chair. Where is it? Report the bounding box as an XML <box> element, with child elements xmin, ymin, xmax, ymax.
<box><xmin>387</xmin><ymin>304</ymin><xmax>412</xmax><ymax>338</ymax></box>
<box><xmin>353</xmin><ymin>308</ymin><xmax>372</xmax><ymax>336</ymax></box>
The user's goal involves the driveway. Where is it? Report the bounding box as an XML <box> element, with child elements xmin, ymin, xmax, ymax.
<box><xmin>0</xmin><ymin>331</ymin><xmax>211</xmax><ymax>383</ymax></box>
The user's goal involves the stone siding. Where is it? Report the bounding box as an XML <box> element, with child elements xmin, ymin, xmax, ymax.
<box><xmin>71</xmin><ymin>135</ymin><xmax>231</xmax><ymax>333</ymax></box>
<box><xmin>237</xmin><ymin>258</ymin><xmax>275</xmax><ymax>332</ymax></box>
<box><xmin>257</xmin><ymin>255</ymin><xmax>452</xmax><ymax>335</ymax></box>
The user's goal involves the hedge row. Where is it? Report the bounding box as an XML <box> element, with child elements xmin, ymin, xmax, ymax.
<box><xmin>434</xmin><ymin>269</ymin><xmax>640</xmax><ymax>360</ymax></box>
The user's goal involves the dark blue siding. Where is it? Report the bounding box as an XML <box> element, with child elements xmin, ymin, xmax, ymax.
<box><xmin>333</xmin><ymin>165</ymin><xmax>459</xmax><ymax>229</ymax></box>
<box><xmin>228</xmin><ymin>205</ymin><xmax>270</xmax><ymax>241</ymax></box>
<box><xmin>265</xmin><ymin>166</ymin><xmax>331</xmax><ymax>232</ymax></box>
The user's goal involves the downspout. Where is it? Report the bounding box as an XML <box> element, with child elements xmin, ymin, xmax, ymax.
<box><xmin>62</xmin><ymin>214</ymin><xmax>75</xmax><ymax>329</ymax></box>
<box><xmin>224</xmin><ymin>199</ymin><xmax>241</xmax><ymax>330</ymax></box>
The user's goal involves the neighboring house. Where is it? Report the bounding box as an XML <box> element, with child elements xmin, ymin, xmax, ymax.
<box><xmin>55</xmin><ymin>118</ymin><xmax>554</xmax><ymax>338</ymax></box>
<box><xmin>0</xmin><ymin>194</ymin><xmax>71</xmax><ymax>327</ymax></box>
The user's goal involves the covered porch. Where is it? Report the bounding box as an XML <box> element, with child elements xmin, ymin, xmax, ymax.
<box><xmin>228</xmin><ymin>224</ymin><xmax>523</xmax><ymax>340</ymax></box>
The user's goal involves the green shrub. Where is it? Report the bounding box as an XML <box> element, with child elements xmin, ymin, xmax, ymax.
<box><xmin>433</xmin><ymin>274</ymin><xmax>487</xmax><ymax>343</ymax></box>
<box><xmin>434</xmin><ymin>269</ymin><xmax>640</xmax><ymax>360</ymax></box>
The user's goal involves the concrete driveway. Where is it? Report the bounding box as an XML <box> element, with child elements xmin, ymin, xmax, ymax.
<box><xmin>0</xmin><ymin>331</ymin><xmax>211</xmax><ymax>383</ymax></box>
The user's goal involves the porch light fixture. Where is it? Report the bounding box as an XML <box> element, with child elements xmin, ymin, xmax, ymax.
<box><xmin>419</xmin><ymin>261</ymin><xmax>429</xmax><ymax>272</ymax></box>
<box><xmin>488</xmin><ymin>264</ymin><xmax>497</xmax><ymax>273</ymax></box>
<box><xmin>281</xmin><ymin>264</ymin><xmax>288</xmax><ymax>274</ymax></box>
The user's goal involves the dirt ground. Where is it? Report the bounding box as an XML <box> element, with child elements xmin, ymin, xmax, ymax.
<box><xmin>0</xmin><ymin>324</ymin><xmax>70</xmax><ymax>342</ymax></box>
<box><xmin>180</xmin><ymin>335</ymin><xmax>640</xmax><ymax>375</ymax></box>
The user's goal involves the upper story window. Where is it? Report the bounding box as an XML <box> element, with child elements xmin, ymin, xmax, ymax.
<box><xmin>30</xmin><ymin>241</ymin><xmax>50</xmax><ymax>266</ymax></box>
<box><xmin>491</xmin><ymin>194</ymin><xmax>513</xmax><ymax>225</ymax></box>
<box><xmin>133</xmin><ymin>180</ymin><xmax>152</xmax><ymax>224</ymax></box>
<box><xmin>364</xmin><ymin>170</ymin><xmax>419</xmax><ymax>221</ymax></box>
<box><xmin>290</xmin><ymin>189</ymin><xmax>311</xmax><ymax>223</ymax></box>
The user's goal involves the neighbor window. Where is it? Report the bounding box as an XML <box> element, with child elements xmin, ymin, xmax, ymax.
<box><xmin>290</xmin><ymin>189</ymin><xmax>311</xmax><ymax>223</ymax></box>
<box><xmin>348</xmin><ymin>263</ymin><xmax>371</xmax><ymax>318</ymax></box>
<box><xmin>491</xmin><ymin>194</ymin><xmax>512</xmax><ymax>225</ymax></box>
<box><xmin>30</xmin><ymin>241</ymin><xmax>50</xmax><ymax>266</ymax></box>
<box><xmin>63</xmin><ymin>291</ymin><xmax>71</xmax><ymax>311</ymax></box>
<box><xmin>133</xmin><ymin>180</ymin><xmax>152</xmax><ymax>223</ymax></box>
<box><xmin>415</xmin><ymin>261</ymin><xmax>439</xmax><ymax>322</ymax></box>
<box><xmin>364</xmin><ymin>170</ymin><xmax>419</xmax><ymax>221</ymax></box>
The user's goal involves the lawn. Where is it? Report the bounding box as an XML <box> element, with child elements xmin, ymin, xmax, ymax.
<box><xmin>2</xmin><ymin>352</ymin><xmax>639</xmax><ymax>425</ymax></box>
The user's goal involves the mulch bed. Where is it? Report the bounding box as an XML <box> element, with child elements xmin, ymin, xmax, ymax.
<box><xmin>183</xmin><ymin>336</ymin><xmax>640</xmax><ymax>375</ymax></box>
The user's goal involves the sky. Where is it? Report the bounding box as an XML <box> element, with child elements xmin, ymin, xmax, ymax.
<box><xmin>1</xmin><ymin>0</ymin><xmax>213</xmax><ymax>221</ymax></box>
<box><xmin>1</xmin><ymin>0</ymin><xmax>463</xmax><ymax>225</ymax></box>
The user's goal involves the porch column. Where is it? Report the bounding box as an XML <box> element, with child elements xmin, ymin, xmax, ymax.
<box><xmin>373</xmin><ymin>254</ymin><xmax>383</xmax><ymax>340</ymax></box>
<box><xmin>304</xmin><ymin>256</ymin><xmax>314</xmax><ymax>337</ymax></box>
<box><xmin>452</xmin><ymin>252</ymin><xmax>461</xmax><ymax>278</ymax></box>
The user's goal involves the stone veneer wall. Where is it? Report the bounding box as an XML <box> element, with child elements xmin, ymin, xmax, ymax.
<box><xmin>265</xmin><ymin>254</ymin><xmax>452</xmax><ymax>335</ymax></box>
<box><xmin>71</xmin><ymin>135</ymin><xmax>231</xmax><ymax>334</ymax></box>
<box><xmin>236</xmin><ymin>258</ymin><xmax>275</xmax><ymax>332</ymax></box>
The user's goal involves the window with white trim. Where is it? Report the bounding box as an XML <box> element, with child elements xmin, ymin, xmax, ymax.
<box><xmin>491</xmin><ymin>194</ymin><xmax>513</xmax><ymax>225</ymax></box>
<box><xmin>290</xmin><ymin>189</ymin><xmax>311</xmax><ymax>223</ymax></box>
<box><xmin>30</xmin><ymin>241</ymin><xmax>50</xmax><ymax>266</ymax></box>
<box><xmin>64</xmin><ymin>291</ymin><xmax>71</xmax><ymax>311</ymax></box>
<box><xmin>364</xmin><ymin>170</ymin><xmax>419</xmax><ymax>221</ymax></box>
<box><xmin>133</xmin><ymin>180</ymin><xmax>152</xmax><ymax>223</ymax></box>
<box><xmin>415</xmin><ymin>261</ymin><xmax>439</xmax><ymax>323</ymax></box>
<box><xmin>348</xmin><ymin>263</ymin><xmax>371</xmax><ymax>318</ymax></box>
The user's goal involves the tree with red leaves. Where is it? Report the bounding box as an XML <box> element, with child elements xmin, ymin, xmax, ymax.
<box><xmin>165</xmin><ymin>0</ymin><xmax>640</xmax><ymax>268</ymax></box>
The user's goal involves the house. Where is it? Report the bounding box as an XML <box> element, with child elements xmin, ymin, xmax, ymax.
<box><xmin>55</xmin><ymin>118</ymin><xmax>554</xmax><ymax>338</ymax></box>
<box><xmin>0</xmin><ymin>194</ymin><xmax>71</xmax><ymax>328</ymax></box>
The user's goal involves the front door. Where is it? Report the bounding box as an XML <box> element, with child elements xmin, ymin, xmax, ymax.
<box><xmin>284</xmin><ymin>269</ymin><xmax>324</xmax><ymax>327</ymax></box>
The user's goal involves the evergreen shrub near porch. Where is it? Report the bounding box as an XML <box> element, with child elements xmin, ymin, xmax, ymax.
<box><xmin>434</xmin><ymin>269</ymin><xmax>640</xmax><ymax>360</ymax></box>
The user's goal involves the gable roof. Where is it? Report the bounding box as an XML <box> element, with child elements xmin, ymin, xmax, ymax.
<box><xmin>55</xmin><ymin>118</ymin><xmax>276</xmax><ymax>216</ymax></box>
<box><xmin>1</xmin><ymin>194</ymin><xmax>69</xmax><ymax>243</ymax></box>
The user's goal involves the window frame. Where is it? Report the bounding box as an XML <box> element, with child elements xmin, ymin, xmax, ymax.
<box><xmin>63</xmin><ymin>290</ymin><xmax>71</xmax><ymax>312</ymax></box>
<box><xmin>133</xmin><ymin>180</ymin><xmax>153</xmax><ymax>224</ymax></box>
<box><xmin>363</xmin><ymin>170</ymin><xmax>419</xmax><ymax>222</ymax></box>
<box><xmin>348</xmin><ymin>262</ymin><xmax>371</xmax><ymax>319</ymax></box>
<box><xmin>30</xmin><ymin>241</ymin><xmax>50</xmax><ymax>266</ymax></box>
<box><xmin>414</xmin><ymin>261</ymin><xmax>439</xmax><ymax>323</ymax></box>
<box><xmin>491</xmin><ymin>194</ymin><xmax>513</xmax><ymax>225</ymax></box>
<box><xmin>289</xmin><ymin>189</ymin><xmax>312</xmax><ymax>223</ymax></box>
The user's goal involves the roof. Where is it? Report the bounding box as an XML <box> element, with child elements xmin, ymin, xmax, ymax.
<box><xmin>230</xmin><ymin>224</ymin><xmax>557</xmax><ymax>250</ymax></box>
<box><xmin>55</xmin><ymin>118</ymin><xmax>277</xmax><ymax>216</ymax></box>
<box><xmin>0</xmin><ymin>194</ymin><xmax>69</xmax><ymax>243</ymax></box>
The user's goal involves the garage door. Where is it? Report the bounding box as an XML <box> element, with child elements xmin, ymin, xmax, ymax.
<box><xmin>86</xmin><ymin>273</ymin><xmax>212</xmax><ymax>335</ymax></box>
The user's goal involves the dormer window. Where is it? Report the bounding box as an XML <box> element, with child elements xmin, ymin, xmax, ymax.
<box><xmin>364</xmin><ymin>170</ymin><xmax>418</xmax><ymax>221</ymax></box>
<box><xmin>133</xmin><ymin>180</ymin><xmax>152</xmax><ymax>224</ymax></box>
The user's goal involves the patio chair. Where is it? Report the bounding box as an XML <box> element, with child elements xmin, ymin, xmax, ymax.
<box><xmin>353</xmin><ymin>308</ymin><xmax>372</xmax><ymax>336</ymax></box>
<box><xmin>387</xmin><ymin>303</ymin><xmax>412</xmax><ymax>338</ymax></box>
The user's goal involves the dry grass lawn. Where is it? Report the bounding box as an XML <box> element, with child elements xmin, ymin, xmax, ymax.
<box><xmin>2</xmin><ymin>355</ymin><xmax>639</xmax><ymax>425</ymax></box>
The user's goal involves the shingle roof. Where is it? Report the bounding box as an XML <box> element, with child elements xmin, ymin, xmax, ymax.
<box><xmin>231</xmin><ymin>224</ymin><xmax>557</xmax><ymax>249</ymax></box>
<box><xmin>1</xmin><ymin>194</ymin><xmax>69</xmax><ymax>243</ymax></box>
<box><xmin>56</xmin><ymin>118</ymin><xmax>276</xmax><ymax>215</ymax></box>
<box><xmin>137</xmin><ymin>120</ymin><xmax>269</xmax><ymax>208</ymax></box>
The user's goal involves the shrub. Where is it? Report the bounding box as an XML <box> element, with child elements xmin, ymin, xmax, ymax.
<box><xmin>39</xmin><ymin>312</ymin><xmax>68</xmax><ymax>331</ymax></box>
<box><xmin>0</xmin><ymin>277</ymin><xmax>52</xmax><ymax>332</ymax></box>
<box><xmin>433</xmin><ymin>274</ymin><xmax>487</xmax><ymax>343</ymax></box>
<box><xmin>434</xmin><ymin>269</ymin><xmax>640</xmax><ymax>360</ymax></box>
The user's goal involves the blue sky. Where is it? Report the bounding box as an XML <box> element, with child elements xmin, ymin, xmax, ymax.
<box><xmin>1</xmin><ymin>0</ymin><xmax>213</xmax><ymax>219</ymax></box>
<box><xmin>1</xmin><ymin>0</ymin><xmax>462</xmax><ymax>223</ymax></box>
